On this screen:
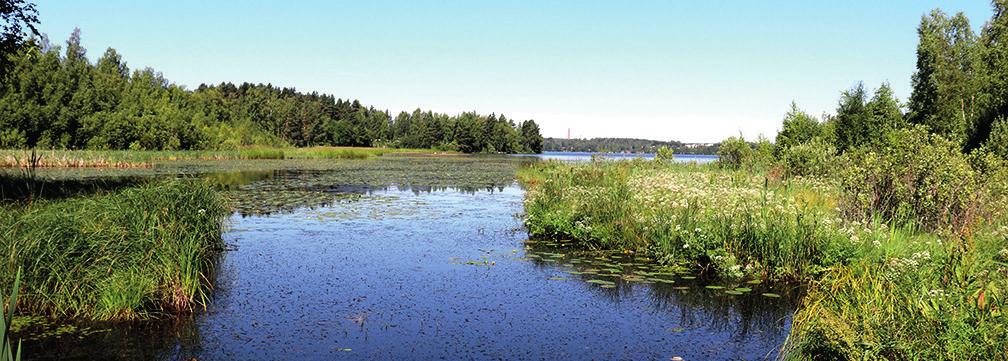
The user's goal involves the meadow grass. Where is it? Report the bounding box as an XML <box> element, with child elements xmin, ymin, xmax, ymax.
<box><xmin>518</xmin><ymin>159</ymin><xmax>866</xmax><ymax>280</ymax></box>
<box><xmin>0</xmin><ymin>180</ymin><xmax>228</xmax><ymax>321</ymax></box>
<box><xmin>518</xmin><ymin>159</ymin><xmax>1008</xmax><ymax>359</ymax></box>
<box><xmin>0</xmin><ymin>146</ymin><xmax>447</xmax><ymax>168</ymax></box>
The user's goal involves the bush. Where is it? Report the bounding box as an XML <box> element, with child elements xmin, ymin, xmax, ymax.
<box><xmin>717</xmin><ymin>136</ymin><xmax>753</xmax><ymax>170</ymax></box>
<box><xmin>718</xmin><ymin>135</ymin><xmax>775</xmax><ymax>171</ymax></box>
<box><xmin>970</xmin><ymin>149</ymin><xmax>1008</xmax><ymax>224</ymax></box>
<box><xmin>837</xmin><ymin>127</ymin><xmax>982</xmax><ymax>232</ymax></box>
<box><xmin>780</xmin><ymin>138</ymin><xmax>837</xmax><ymax>178</ymax></box>
<box><xmin>985</xmin><ymin>116</ymin><xmax>1008</xmax><ymax>159</ymax></box>
<box><xmin>655</xmin><ymin>146</ymin><xmax>675</xmax><ymax>162</ymax></box>
<box><xmin>752</xmin><ymin>137</ymin><xmax>776</xmax><ymax>169</ymax></box>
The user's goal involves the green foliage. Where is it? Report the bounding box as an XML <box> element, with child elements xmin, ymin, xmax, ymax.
<box><xmin>716</xmin><ymin>136</ymin><xmax>752</xmax><ymax>170</ymax></box>
<box><xmin>655</xmin><ymin>146</ymin><xmax>675</xmax><ymax>162</ymax></box>
<box><xmin>716</xmin><ymin>135</ymin><xmax>772</xmax><ymax>170</ymax></box>
<box><xmin>785</xmin><ymin>239</ymin><xmax>1008</xmax><ymax>360</ymax></box>
<box><xmin>0</xmin><ymin>180</ymin><xmax>228</xmax><ymax>320</ymax></box>
<box><xmin>780</xmin><ymin>138</ymin><xmax>837</xmax><ymax>178</ymax></box>
<box><xmin>752</xmin><ymin>137</ymin><xmax>776</xmax><ymax>169</ymax></box>
<box><xmin>0</xmin><ymin>31</ymin><xmax>543</xmax><ymax>154</ymax></box>
<box><xmin>985</xmin><ymin>116</ymin><xmax>1008</xmax><ymax>158</ymax></box>
<box><xmin>0</xmin><ymin>0</ymin><xmax>38</xmax><ymax>75</ymax></box>
<box><xmin>0</xmin><ymin>269</ymin><xmax>21</xmax><ymax>361</ymax></box>
<box><xmin>909</xmin><ymin>10</ymin><xmax>983</xmax><ymax>148</ymax></box>
<box><xmin>544</xmin><ymin>137</ymin><xmax>719</xmax><ymax>154</ymax></box>
<box><xmin>519</xmin><ymin>160</ymin><xmax>859</xmax><ymax>280</ymax></box>
<box><xmin>834</xmin><ymin>83</ymin><xmax>904</xmax><ymax>152</ymax></box>
<box><xmin>776</xmin><ymin>102</ymin><xmax>822</xmax><ymax>152</ymax></box>
<box><xmin>836</xmin><ymin>127</ymin><xmax>987</xmax><ymax>232</ymax></box>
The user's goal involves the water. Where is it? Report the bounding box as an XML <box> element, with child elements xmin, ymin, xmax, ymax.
<box><xmin>514</xmin><ymin>151</ymin><xmax>719</xmax><ymax>163</ymax></box>
<box><xmin>16</xmin><ymin>161</ymin><xmax>794</xmax><ymax>361</ymax></box>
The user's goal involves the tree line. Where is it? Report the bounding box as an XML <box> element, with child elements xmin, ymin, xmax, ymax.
<box><xmin>543</xmin><ymin>137</ymin><xmax>719</xmax><ymax>154</ymax></box>
<box><xmin>775</xmin><ymin>2</ymin><xmax>1008</xmax><ymax>158</ymax></box>
<box><xmin>0</xmin><ymin>26</ymin><xmax>543</xmax><ymax>153</ymax></box>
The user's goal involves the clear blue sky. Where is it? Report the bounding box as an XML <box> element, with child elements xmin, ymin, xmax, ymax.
<box><xmin>37</xmin><ymin>1</ymin><xmax>993</xmax><ymax>142</ymax></box>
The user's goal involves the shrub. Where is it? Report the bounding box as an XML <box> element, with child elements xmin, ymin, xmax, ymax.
<box><xmin>836</xmin><ymin>127</ymin><xmax>981</xmax><ymax>233</ymax></box>
<box><xmin>717</xmin><ymin>136</ymin><xmax>753</xmax><ymax>170</ymax></box>
<box><xmin>985</xmin><ymin>116</ymin><xmax>1008</xmax><ymax>159</ymax></box>
<box><xmin>970</xmin><ymin>149</ymin><xmax>1008</xmax><ymax>224</ymax></box>
<box><xmin>780</xmin><ymin>138</ymin><xmax>837</xmax><ymax>178</ymax></box>
<box><xmin>655</xmin><ymin>146</ymin><xmax>675</xmax><ymax>162</ymax></box>
<box><xmin>752</xmin><ymin>137</ymin><xmax>776</xmax><ymax>169</ymax></box>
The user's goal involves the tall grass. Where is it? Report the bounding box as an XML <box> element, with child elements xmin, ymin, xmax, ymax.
<box><xmin>519</xmin><ymin>160</ymin><xmax>861</xmax><ymax>280</ymax></box>
<box><xmin>519</xmin><ymin>157</ymin><xmax>1008</xmax><ymax>359</ymax></box>
<box><xmin>0</xmin><ymin>270</ymin><xmax>21</xmax><ymax>361</ymax></box>
<box><xmin>0</xmin><ymin>146</ymin><xmax>447</xmax><ymax>168</ymax></box>
<box><xmin>0</xmin><ymin>181</ymin><xmax>228</xmax><ymax>320</ymax></box>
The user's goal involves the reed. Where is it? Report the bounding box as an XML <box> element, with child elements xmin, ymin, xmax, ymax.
<box><xmin>0</xmin><ymin>181</ymin><xmax>228</xmax><ymax>320</ymax></box>
<box><xmin>0</xmin><ymin>146</ymin><xmax>447</xmax><ymax>168</ymax></box>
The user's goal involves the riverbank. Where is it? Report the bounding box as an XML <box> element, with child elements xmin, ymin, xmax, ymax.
<box><xmin>0</xmin><ymin>181</ymin><xmax>228</xmax><ymax>320</ymax></box>
<box><xmin>0</xmin><ymin>146</ymin><xmax>451</xmax><ymax>168</ymax></box>
<box><xmin>518</xmin><ymin>157</ymin><xmax>1008</xmax><ymax>359</ymax></box>
<box><xmin>0</xmin><ymin>155</ymin><xmax>525</xmax><ymax>321</ymax></box>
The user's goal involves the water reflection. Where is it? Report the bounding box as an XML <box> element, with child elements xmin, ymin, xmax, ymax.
<box><xmin>15</xmin><ymin>167</ymin><xmax>793</xmax><ymax>361</ymax></box>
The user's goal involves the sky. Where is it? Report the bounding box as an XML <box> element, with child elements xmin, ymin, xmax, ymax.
<box><xmin>35</xmin><ymin>1</ymin><xmax>994</xmax><ymax>143</ymax></box>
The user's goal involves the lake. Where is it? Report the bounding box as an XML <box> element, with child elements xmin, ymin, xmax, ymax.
<box><xmin>12</xmin><ymin>155</ymin><xmax>793</xmax><ymax>361</ymax></box>
<box><xmin>515</xmin><ymin>151</ymin><xmax>719</xmax><ymax>163</ymax></box>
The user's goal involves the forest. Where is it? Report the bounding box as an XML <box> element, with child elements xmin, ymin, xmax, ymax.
<box><xmin>0</xmin><ymin>29</ymin><xmax>544</xmax><ymax>154</ymax></box>
<box><xmin>543</xmin><ymin>137</ymin><xmax>719</xmax><ymax>154</ymax></box>
<box><xmin>768</xmin><ymin>7</ymin><xmax>1008</xmax><ymax>158</ymax></box>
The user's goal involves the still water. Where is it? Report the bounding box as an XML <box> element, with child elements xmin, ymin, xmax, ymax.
<box><xmin>515</xmin><ymin>151</ymin><xmax>719</xmax><ymax>163</ymax></box>
<box><xmin>19</xmin><ymin>162</ymin><xmax>792</xmax><ymax>361</ymax></box>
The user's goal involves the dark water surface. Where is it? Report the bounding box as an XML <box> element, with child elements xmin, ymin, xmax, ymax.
<box><xmin>17</xmin><ymin>162</ymin><xmax>794</xmax><ymax>361</ymax></box>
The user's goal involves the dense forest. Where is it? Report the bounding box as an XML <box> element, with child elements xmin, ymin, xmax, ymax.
<box><xmin>772</xmin><ymin>6</ymin><xmax>1008</xmax><ymax>158</ymax></box>
<box><xmin>543</xmin><ymin>137</ymin><xmax>719</xmax><ymax>154</ymax></box>
<box><xmin>0</xmin><ymin>27</ymin><xmax>543</xmax><ymax>153</ymax></box>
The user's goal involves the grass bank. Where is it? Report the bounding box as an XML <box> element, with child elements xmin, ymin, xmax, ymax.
<box><xmin>518</xmin><ymin>158</ymin><xmax>1008</xmax><ymax>359</ymax></box>
<box><xmin>519</xmin><ymin>160</ymin><xmax>868</xmax><ymax>280</ymax></box>
<box><xmin>0</xmin><ymin>181</ymin><xmax>228</xmax><ymax>321</ymax></box>
<box><xmin>0</xmin><ymin>146</ymin><xmax>446</xmax><ymax>168</ymax></box>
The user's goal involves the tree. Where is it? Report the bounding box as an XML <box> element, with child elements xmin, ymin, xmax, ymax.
<box><xmin>775</xmin><ymin>102</ymin><xmax>821</xmax><ymax>152</ymax></box>
<box><xmin>975</xmin><ymin>0</ymin><xmax>1008</xmax><ymax>150</ymax></box>
<box><xmin>908</xmin><ymin>10</ymin><xmax>982</xmax><ymax>147</ymax></box>
<box><xmin>717</xmin><ymin>135</ymin><xmax>753</xmax><ymax>170</ymax></box>
<box><xmin>57</xmin><ymin>28</ymin><xmax>97</xmax><ymax>148</ymax></box>
<box><xmin>520</xmin><ymin>120</ymin><xmax>543</xmax><ymax>153</ymax></box>
<box><xmin>834</xmin><ymin>83</ymin><xmax>904</xmax><ymax>152</ymax></box>
<box><xmin>866</xmin><ymin>83</ymin><xmax>905</xmax><ymax>134</ymax></box>
<box><xmin>834</xmin><ymin>83</ymin><xmax>871</xmax><ymax>152</ymax></box>
<box><xmin>0</xmin><ymin>31</ymin><xmax>544</xmax><ymax>152</ymax></box>
<box><xmin>986</xmin><ymin>116</ymin><xmax>1008</xmax><ymax>158</ymax></box>
<box><xmin>0</xmin><ymin>0</ymin><xmax>39</xmax><ymax>74</ymax></box>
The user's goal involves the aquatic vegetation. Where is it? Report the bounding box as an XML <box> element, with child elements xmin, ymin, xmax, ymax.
<box><xmin>519</xmin><ymin>160</ymin><xmax>860</xmax><ymax>280</ymax></box>
<box><xmin>1</xmin><ymin>270</ymin><xmax>22</xmax><ymax>361</ymax></box>
<box><xmin>519</xmin><ymin>156</ymin><xmax>1008</xmax><ymax>359</ymax></box>
<box><xmin>0</xmin><ymin>181</ymin><xmax>228</xmax><ymax>321</ymax></box>
<box><xmin>0</xmin><ymin>147</ymin><xmax>443</xmax><ymax>169</ymax></box>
